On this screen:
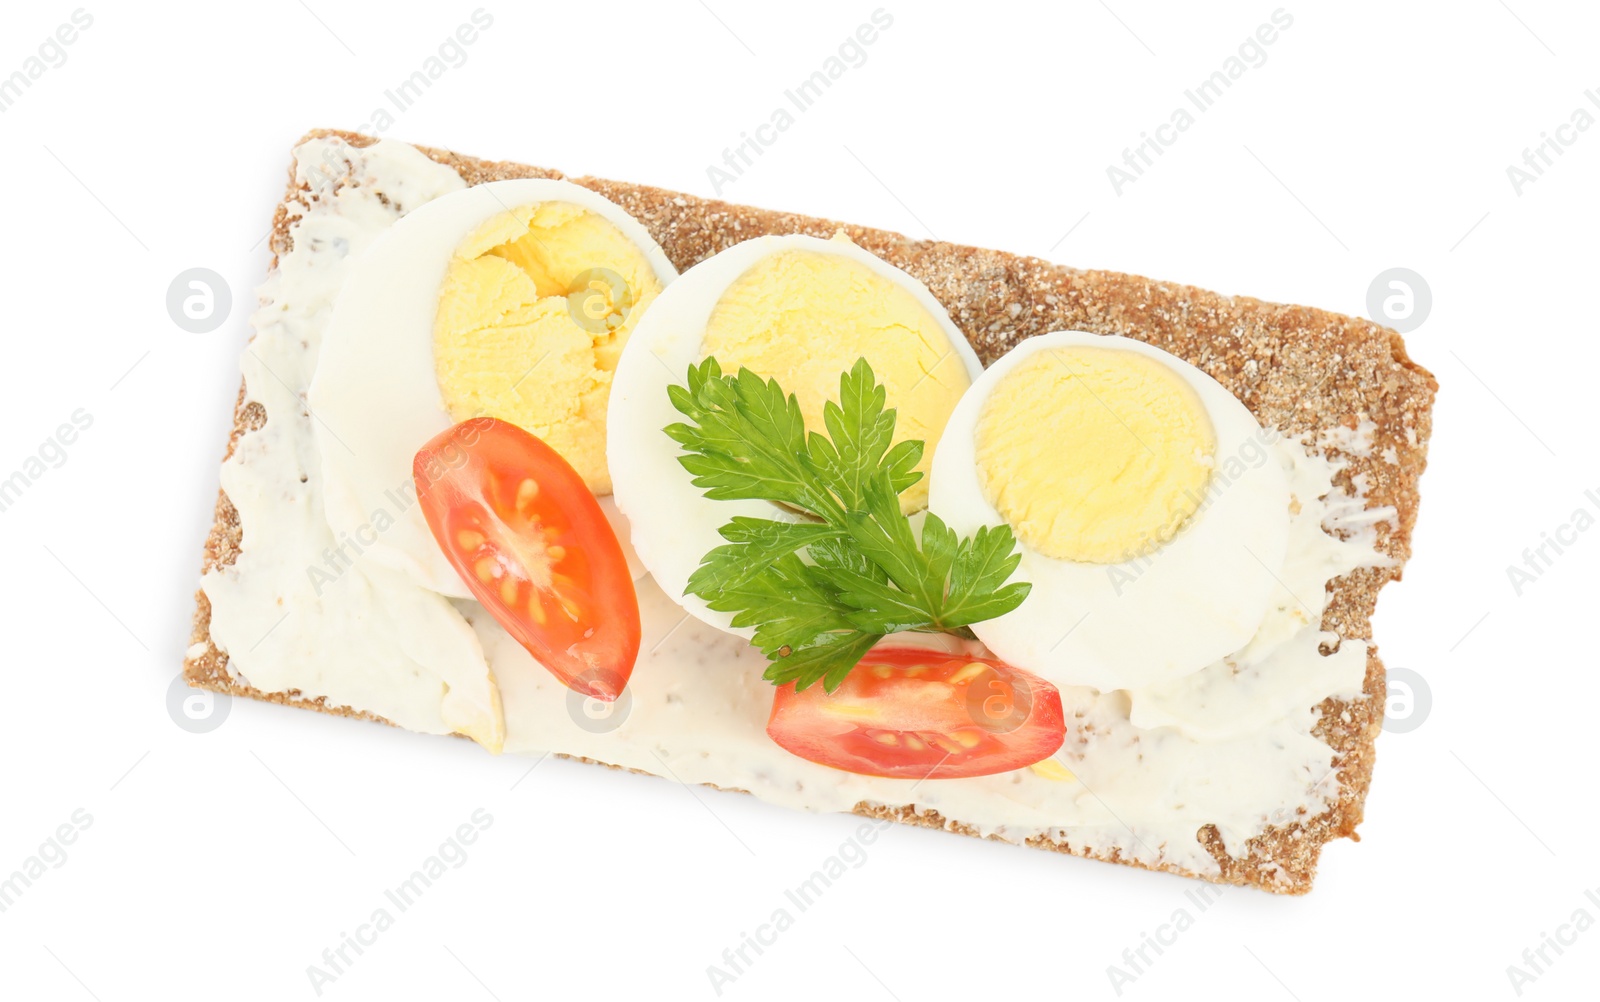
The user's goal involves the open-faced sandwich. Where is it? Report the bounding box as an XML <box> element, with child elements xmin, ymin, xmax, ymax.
<box><xmin>186</xmin><ymin>131</ymin><xmax>1435</xmax><ymax>893</ymax></box>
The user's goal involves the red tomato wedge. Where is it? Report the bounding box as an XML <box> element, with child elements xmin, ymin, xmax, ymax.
<box><xmin>766</xmin><ymin>647</ymin><xmax>1066</xmax><ymax>779</ymax></box>
<box><xmin>413</xmin><ymin>418</ymin><xmax>640</xmax><ymax>701</ymax></box>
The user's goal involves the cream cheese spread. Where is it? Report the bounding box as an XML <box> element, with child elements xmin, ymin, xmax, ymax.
<box><xmin>201</xmin><ymin>137</ymin><xmax>1393</xmax><ymax>878</ymax></box>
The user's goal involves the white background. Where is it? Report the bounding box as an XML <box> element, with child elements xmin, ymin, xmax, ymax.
<box><xmin>1</xmin><ymin>1</ymin><xmax>1596</xmax><ymax>999</ymax></box>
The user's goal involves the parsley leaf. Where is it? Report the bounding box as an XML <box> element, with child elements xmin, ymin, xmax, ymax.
<box><xmin>667</xmin><ymin>356</ymin><xmax>1032</xmax><ymax>692</ymax></box>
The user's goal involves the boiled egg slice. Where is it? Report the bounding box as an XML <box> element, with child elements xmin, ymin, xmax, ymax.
<box><xmin>607</xmin><ymin>232</ymin><xmax>983</xmax><ymax>636</ymax></box>
<box><xmin>309</xmin><ymin>178</ymin><xmax>676</xmax><ymax>599</ymax></box>
<box><xmin>928</xmin><ymin>331</ymin><xmax>1292</xmax><ymax>691</ymax></box>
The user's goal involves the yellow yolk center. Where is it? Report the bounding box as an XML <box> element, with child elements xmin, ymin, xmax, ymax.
<box><xmin>432</xmin><ymin>202</ymin><xmax>663</xmax><ymax>495</ymax></box>
<box><xmin>698</xmin><ymin>237</ymin><xmax>971</xmax><ymax>513</ymax></box>
<box><xmin>975</xmin><ymin>347</ymin><xmax>1216</xmax><ymax>564</ymax></box>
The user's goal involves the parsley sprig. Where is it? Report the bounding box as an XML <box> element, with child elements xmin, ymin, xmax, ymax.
<box><xmin>665</xmin><ymin>357</ymin><xmax>1031</xmax><ymax>692</ymax></box>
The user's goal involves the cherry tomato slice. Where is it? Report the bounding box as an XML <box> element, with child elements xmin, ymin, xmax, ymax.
<box><xmin>766</xmin><ymin>647</ymin><xmax>1066</xmax><ymax>779</ymax></box>
<box><xmin>414</xmin><ymin>418</ymin><xmax>640</xmax><ymax>700</ymax></box>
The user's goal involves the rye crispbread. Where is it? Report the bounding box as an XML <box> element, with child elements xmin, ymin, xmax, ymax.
<box><xmin>184</xmin><ymin>129</ymin><xmax>1436</xmax><ymax>894</ymax></box>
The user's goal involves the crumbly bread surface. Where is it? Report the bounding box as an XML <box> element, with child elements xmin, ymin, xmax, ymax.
<box><xmin>185</xmin><ymin>129</ymin><xmax>1436</xmax><ymax>894</ymax></box>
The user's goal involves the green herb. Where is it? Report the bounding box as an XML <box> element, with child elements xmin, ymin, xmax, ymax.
<box><xmin>665</xmin><ymin>357</ymin><xmax>1031</xmax><ymax>692</ymax></box>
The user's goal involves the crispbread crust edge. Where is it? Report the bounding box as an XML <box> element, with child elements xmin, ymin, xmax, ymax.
<box><xmin>184</xmin><ymin>128</ymin><xmax>1437</xmax><ymax>894</ymax></box>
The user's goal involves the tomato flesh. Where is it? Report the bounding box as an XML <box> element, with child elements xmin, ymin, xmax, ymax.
<box><xmin>766</xmin><ymin>647</ymin><xmax>1066</xmax><ymax>779</ymax></box>
<box><xmin>414</xmin><ymin>418</ymin><xmax>640</xmax><ymax>700</ymax></box>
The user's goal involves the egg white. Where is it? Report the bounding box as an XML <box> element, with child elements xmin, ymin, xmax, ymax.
<box><xmin>928</xmin><ymin>331</ymin><xmax>1292</xmax><ymax>691</ymax></box>
<box><xmin>307</xmin><ymin>178</ymin><xmax>676</xmax><ymax>599</ymax></box>
<box><xmin>607</xmin><ymin>234</ymin><xmax>983</xmax><ymax>637</ymax></box>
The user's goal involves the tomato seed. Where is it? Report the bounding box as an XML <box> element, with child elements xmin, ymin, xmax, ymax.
<box><xmin>516</xmin><ymin>478</ymin><xmax>539</xmax><ymax>515</ymax></box>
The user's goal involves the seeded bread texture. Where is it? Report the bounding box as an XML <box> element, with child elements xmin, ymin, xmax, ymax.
<box><xmin>184</xmin><ymin>129</ymin><xmax>1436</xmax><ymax>894</ymax></box>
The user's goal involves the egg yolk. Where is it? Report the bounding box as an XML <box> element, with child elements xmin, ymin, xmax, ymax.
<box><xmin>433</xmin><ymin>202</ymin><xmax>663</xmax><ymax>495</ymax></box>
<box><xmin>975</xmin><ymin>347</ymin><xmax>1216</xmax><ymax>564</ymax></box>
<box><xmin>698</xmin><ymin>236</ymin><xmax>970</xmax><ymax>513</ymax></box>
